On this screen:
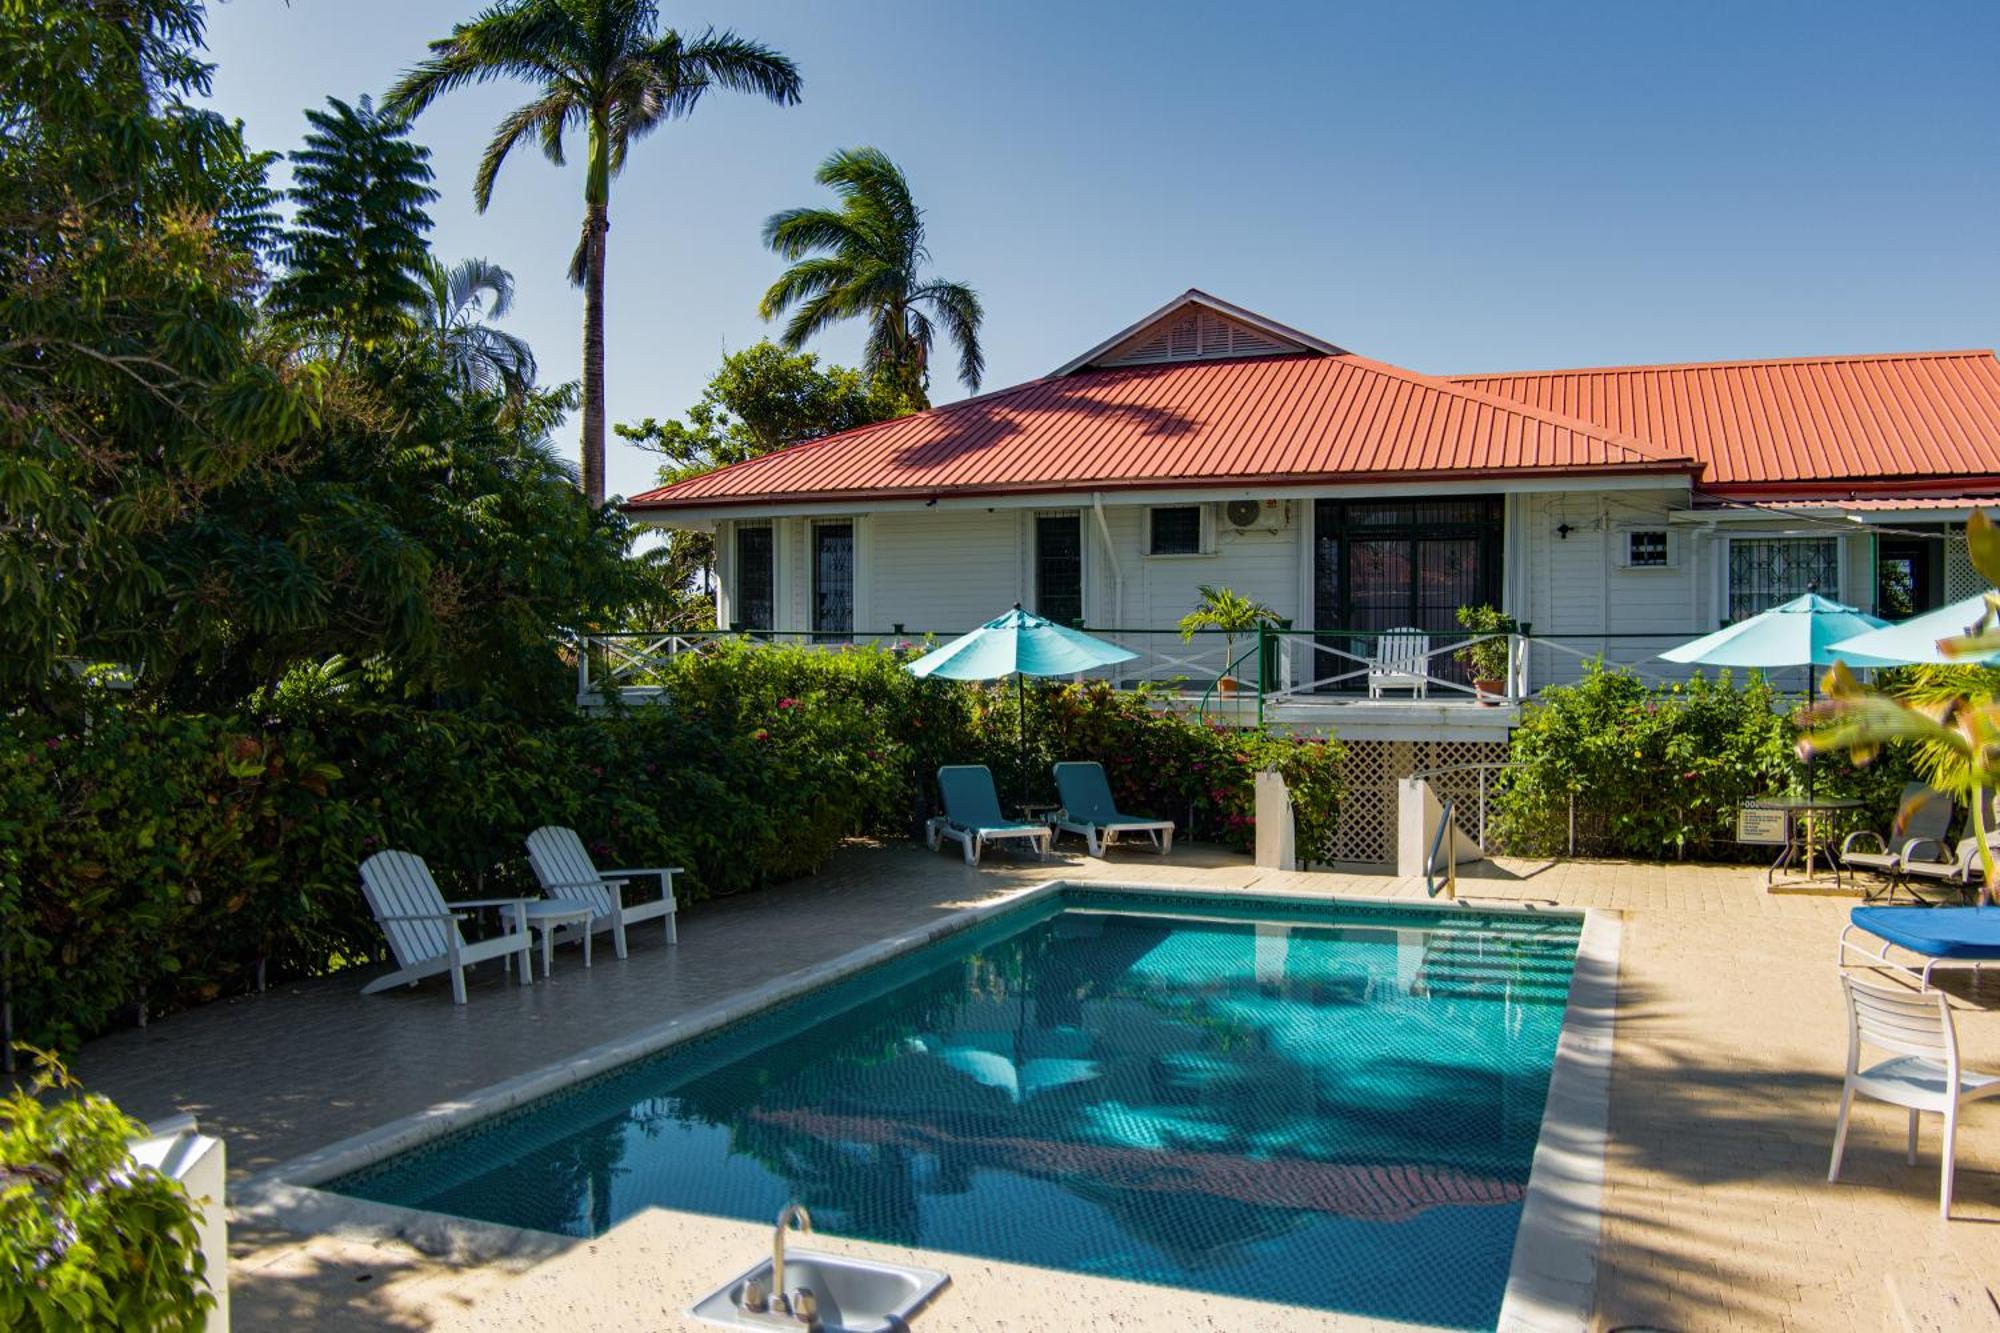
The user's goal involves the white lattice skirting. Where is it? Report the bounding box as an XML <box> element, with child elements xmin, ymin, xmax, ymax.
<box><xmin>1321</xmin><ymin>739</ymin><xmax>1508</xmax><ymax>866</ymax></box>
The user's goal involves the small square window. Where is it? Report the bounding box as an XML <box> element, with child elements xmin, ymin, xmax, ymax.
<box><xmin>1627</xmin><ymin>530</ymin><xmax>1669</xmax><ymax>568</ymax></box>
<box><xmin>1149</xmin><ymin>506</ymin><xmax>1204</xmax><ymax>555</ymax></box>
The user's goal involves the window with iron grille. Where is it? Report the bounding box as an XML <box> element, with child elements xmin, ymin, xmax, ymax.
<box><xmin>733</xmin><ymin>524</ymin><xmax>774</xmax><ymax>632</ymax></box>
<box><xmin>1035</xmin><ymin>513</ymin><xmax>1083</xmax><ymax>625</ymax></box>
<box><xmin>1148</xmin><ymin>505</ymin><xmax>1204</xmax><ymax>555</ymax></box>
<box><xmin>1626</xmin><ymin>530</ymin><xmax>1669</xmax><ymax>568</ymax></box>
<box><xmin>1727</xmin><ymin>537</ymin><xmax>1838</xmax><ymax>620</ymax></box>
<box><xmin>812</xmin><ymin>522</ymin><xmax>853</xmax><ymax>639</ymax></box>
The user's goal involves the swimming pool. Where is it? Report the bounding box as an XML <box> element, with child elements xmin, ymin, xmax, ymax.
<box><xmin>330</xmin><ymin>889</ymin><xmax>1581</xmax><ymax>1329</ymax></box>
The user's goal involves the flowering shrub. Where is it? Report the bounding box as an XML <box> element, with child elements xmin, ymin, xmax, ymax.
<box><xmin>0</xmin><ymin>643</ymin><xmax>1344</xmax><ymax>1049</ymax></box>
<box><xmin>1491</xmin><ymin>663</ymin><xmax>1915</xmax><ymax>859</ymax></box>
<box><xmin>991</xmin><ymin>680</ymin><xmax>1347</xmax><ymax>858</ymax></box>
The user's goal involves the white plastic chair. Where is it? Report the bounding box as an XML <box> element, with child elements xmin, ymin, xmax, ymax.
<box><xmin>1828</xmin><ymin>974</ymin><xmax>2000</xmax><ymax>1216</ymax></box>
<box><xmin>1367</xmin><ymin>628</ymin><xmax>1430</xmax><ymax>699</ymax></box>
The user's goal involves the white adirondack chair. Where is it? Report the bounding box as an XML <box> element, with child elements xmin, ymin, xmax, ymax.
<box><xmin>524</xmin><ymin>826</ymin><xmax>680</xmax><ymax>958</ymax></box>
<box><xmin>1367</xmin><ymin>628</ymin><xmax>1431</xmax><ymax>699</ymax></box>
<box><xmin>358</xmin><ymin>850</ymin><xmax>535</xmax><ymax>1005</ymax></box>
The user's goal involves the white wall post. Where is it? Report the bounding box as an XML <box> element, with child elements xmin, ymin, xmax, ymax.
<box><xmin>1254</xmin><ymin>770</ymin><xmax>1297</xmax><ymax>871</ymax></box>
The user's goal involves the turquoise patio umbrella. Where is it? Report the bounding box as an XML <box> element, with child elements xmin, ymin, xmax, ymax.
<box><xmin>1660</xmin><ymin>591</ymin><xmax>1896</xmax><ymax>798</ymax></box>
<box><xmin>1825</xmin><ymin>593</ymin><xmax>2000</xmax><ymax>666</ymax></box>
<box><xmin>1659</xmin><ymin>592</ymin><xmax>1896</xmax><ymax>674</ymax></box>
<box><xmin>906</xmin><ymin>605</ymin><xmax>1136</xmax><ymax>804</ymax></box>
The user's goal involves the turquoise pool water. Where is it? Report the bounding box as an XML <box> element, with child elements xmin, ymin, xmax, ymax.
<box><xmin>331</xmin><ymin>890</ymin><xmax>1580</xmax><ymax>1328</ymax></box>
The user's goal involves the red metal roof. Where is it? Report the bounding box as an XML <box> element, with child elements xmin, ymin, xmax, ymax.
<box><xmin>625</xmin><ymin>352</ymin><xmax>1690</xmax><ymax>511</ymax></box>
<box><xmin>1451</xmin><ymin>351</ymin><xmax>2000</xmax><ymax>493</ymax></box>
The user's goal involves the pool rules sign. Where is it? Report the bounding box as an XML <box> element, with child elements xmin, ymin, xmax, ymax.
<box><xmin>1736</xmin><ymin>806</ymin><xmax>1787</xmax><ymax>845</ymax></box>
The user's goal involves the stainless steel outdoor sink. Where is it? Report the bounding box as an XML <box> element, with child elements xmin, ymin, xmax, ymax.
<box><xmin>687</xmin><ymin>1250</ymin><xmax>950</xmax><ymax>1333</ymax></box>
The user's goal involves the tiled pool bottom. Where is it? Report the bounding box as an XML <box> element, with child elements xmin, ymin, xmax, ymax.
<box><xmin>330</xmin><ymin>890</ymin><xmax>1581</xmax><ymax>1329</ymax></box>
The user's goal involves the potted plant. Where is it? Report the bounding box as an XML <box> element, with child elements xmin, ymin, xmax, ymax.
<box><xmin>1179</xmin><ymin>585</ymin><xmax>1281</xmax><ymax>694</ymax></box>
<box><xmin>1453</xmin><ymin>604</ymin><xmax>1519</xmax><ymax>704</ymax></box>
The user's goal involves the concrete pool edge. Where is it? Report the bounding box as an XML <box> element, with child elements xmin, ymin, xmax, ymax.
<box><xmin>237</xmin><ymin>880</ymin><xmax>1612</xmax><ymax>1332</ymax></box>
<box><xmin>237</xmin><ymin>877</ymin><xmax>1070</xmax><ymax>1223</ymax></box>
<box><xmin>1497</xmin><ymin>906</ymin><xmax>1620</xmax><ymax>1333</ymax></box>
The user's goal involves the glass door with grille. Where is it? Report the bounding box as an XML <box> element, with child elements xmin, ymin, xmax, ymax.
<box><xmin>1311</xmin><ymin>498</ymin><xmax>1503</xmax><ymax>692</ymax></box>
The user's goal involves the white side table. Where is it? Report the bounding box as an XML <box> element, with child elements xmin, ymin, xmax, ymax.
<box><xmin>512</xmin><ymin>901</ymin><xmax>595</xmax><ymax>977</ymax></box>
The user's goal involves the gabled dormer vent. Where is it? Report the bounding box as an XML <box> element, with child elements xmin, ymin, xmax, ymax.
<box><xmin>1099</xmin><ymin>308</ymin><xmax>1297</xmax><ymax>367</ymax></box>
<box><xmin>1053</xmin><ymin>289</ymin><xmax>1342</xmax><ymax>376</ymax></box>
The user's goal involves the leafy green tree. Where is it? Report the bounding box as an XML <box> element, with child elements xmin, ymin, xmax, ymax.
<box><xmin>419</xmin><ymin>256</ymin><xmax>537</xmax><ymax>401</ymax></box>
<box><xmin>268</xmin><ymin>96</ymin><xmax>438</xmax><ymax>357</ymax></box>
<box><xmin>615</xmin><ymin>341</ymin><xmax>907</xmax><ymax>628</ymax></box>
<box><xmin>1</xmin><ymin>1052</ymin><xmax>212</xmax><ymax>1331</ymax></box>
<box><xmin>145</xmin><ymin>351</ymin><xmax>651</xmax><ymax>715</ymax></box>
<box><xmin>760</xmin><ymin>147</ymin><xmax>983</xmax><ymax>407</ymax></box>
<box><xmin>386</xmin><ymin>0</ymin><xmax>803</xmax><ymax>507</ymax></box>
<box><xmin>616</xmin><ymin>340</ymin><xmax>906</xmax><ymax>484</ymax></box>
<box><xmin>0</xmin><ymin>0</ymin><xmax>305</xmax><ymax>705</ymax></box>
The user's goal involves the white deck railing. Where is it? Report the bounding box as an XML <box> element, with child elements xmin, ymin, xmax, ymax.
<box><xmin>574</xmin><ymin>627</ymin><xmax>1727</xmax><ymax>717</ymax></box>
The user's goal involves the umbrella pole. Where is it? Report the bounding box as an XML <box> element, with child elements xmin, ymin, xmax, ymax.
<box><xmin>1805</xmin><ymin>667</ymin><xmax>1815</xmax><ymax>804</ymax></box>
<box><xmin>1018</xmin><ymin>673</ymin><xmax>1028</xmax><ymax>813</ymax></box>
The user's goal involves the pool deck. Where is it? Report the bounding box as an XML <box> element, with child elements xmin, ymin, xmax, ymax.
<box><xmin>70</xmin><ymin>842</ymin><xmax>2000</xmax><ymax>1331</ymax></box>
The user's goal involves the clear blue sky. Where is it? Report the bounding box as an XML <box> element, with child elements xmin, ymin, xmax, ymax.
<box><xmin>200</xmin><ymin>1</ymin><xmax>2000</xmax><ymax>501</ymax></box>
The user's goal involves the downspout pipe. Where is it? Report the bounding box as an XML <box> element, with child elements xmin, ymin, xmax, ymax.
<box><xmin>1092</xmin><ymin>493</ymin><xmax>1125</xmax><ymax>684</ymax></box>
<box><xmin>1091</xmin><ymin>493</ymin><xmax>1123</xmax><ymax>625</ymax></box>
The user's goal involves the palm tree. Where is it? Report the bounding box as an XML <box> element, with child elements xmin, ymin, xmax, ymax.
<box><xmin>419</xmin><ymin>256</ymin><xmax>537</xmax><ymax>401</ymax></box>
<box><xmin>760</xmin><ymin>147</ymin><xmax>983</xmax><ymax>408</ymax></box>
<box><xmin>386</xmin><ymin>2</ymin><xmax>802</xmax><ymax>507</ymax></box>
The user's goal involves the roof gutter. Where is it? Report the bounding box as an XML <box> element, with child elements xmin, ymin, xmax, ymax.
<box><xmin>622</xmin><ymin>462</ymin><xmax>1700</xmax><ymax>516</ymax></box>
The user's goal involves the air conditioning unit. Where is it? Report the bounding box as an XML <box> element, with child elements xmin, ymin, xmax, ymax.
<box><xmin>1221</xmin><ymin>499</ymin><xmax>1291</xmax><ymax>533</ymax></box>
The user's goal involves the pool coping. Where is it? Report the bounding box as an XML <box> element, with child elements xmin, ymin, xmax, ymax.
<box><xmin>236</xmin><ymin>880</ymin><xmax>1618</xmax><ymax>1329</ymax></box>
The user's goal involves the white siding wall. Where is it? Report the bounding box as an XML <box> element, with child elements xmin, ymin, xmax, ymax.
<box><xmin>1517</xmin><ymin>490</ymin><xmax>1700</xmax><ymax>687</ymax></box>
<box><xmin>865</xmin><ymin>509</ymin><xmax>1022</xmax><ymax>634</ymax></box>
<box><xmin>1136</xmin><ymin>510</ymin><xmax>1301</xmax><ymax>630</ymax></box>
<box><xmin>821</xmin><ymin>502</ymin><xmax>1309</xmax><ymax>639</ymax></box>
<box><xmin>718</xmin><ymin>489</ymin><xmax>1875</xmax><ymax>697</ymax></box>
<box><xmin>1514</xmin><ymin>489</ymin><xmax>1873</xmax><ymax>691</ymax></box>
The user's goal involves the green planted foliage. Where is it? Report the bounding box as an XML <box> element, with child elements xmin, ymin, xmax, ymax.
<box><xmin>1492</xmin><ymin>663</ymin><xmax>1916</xmax><ymax>860</ymax></box>
<box><xmin>0</xmin><ymin>0</ymin><xmax>304</xmax><ymax>703</ymax></box>
<box><xmin>1452</xmin><ymin>604</ymin><xmax>1517</xmax><ymax>682</ymax></box>
<box><xmin>0</xmin><ymin>1054</ymin><xmax>211</xmax><ymax>1332</ymax></box>
<box><xmin>614</xmin><ymin>341</ymin><xmax>912</xmax><ymax>631</ymax></box>
<box><xmin>1018</xmin><ymin>681</ymin><xmax>1347</xmax><ymax>858</ymax></box>
<box><xmin>0</xmin><ymin>646</ymin><xmax>1345</xmax><ymax>1049</ymax></box>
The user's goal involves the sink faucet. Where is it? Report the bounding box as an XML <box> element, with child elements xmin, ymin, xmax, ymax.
<box><xmin>771</xmin><ymin>1202</ymin><xmax>812</xmax><ymax>1315</ymax></box>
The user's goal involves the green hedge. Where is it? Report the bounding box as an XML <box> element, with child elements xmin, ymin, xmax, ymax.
<box><xmin>1</xmin><ymin>644</ymin><xmax>1344</xmax><ymax>1050</ymax></box>
<box><xmin>1491</xmin><ymin>664</ymin><xmax>1916</xmax><ymax>860</ymax></box>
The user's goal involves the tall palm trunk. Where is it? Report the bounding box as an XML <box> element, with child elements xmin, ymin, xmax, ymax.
<box><xmin>581</xmin><ymin>201</ymin><xmax>608</xmax><ymax>506</ymax></box>
<box><xmin>579</xmin><ymin>113</ymin><xmax>611</xmax><ymax>507</ymax></box>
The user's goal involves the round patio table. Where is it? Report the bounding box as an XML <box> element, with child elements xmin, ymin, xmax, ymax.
<box><xmin>1745</xmin><ymin>796</ymin><xmax>1863</xmax><ymax>887</ymax></box>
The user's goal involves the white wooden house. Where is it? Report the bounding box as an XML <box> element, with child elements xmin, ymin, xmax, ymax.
<box><xmin>619</xmin><ymin>291</ymin><xmax>2000</xmax><ymax>861</ymax></box>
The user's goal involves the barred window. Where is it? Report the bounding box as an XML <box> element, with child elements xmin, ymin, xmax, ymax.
<box><xmin>1035</xmin><ymin>513</ymin><xmax>1083</xmax><ymax>625</ymax></box>
<box><xmin>1626</xmin><ymin>530</ymin><xmax>1669</xmax><ymax>568</ymax></box>
<box><xmin>1727</xmin><ymin>537</ymin><xmax>1838</xmax><ymax>620</ymax></box>
<box><xmin>812</xmin><ymin>522</ymin><xmax>853</xmax><ymax>639</ymax></box>
<box><xmin>1149</xmin><ymin>506</ymin><xmax>1204</xmax><ymax>555</ymax></box>
<box><xmin>734</xmin><ymin>524</ymin><xmax>774</xmax><ymax>632</ymax></box>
